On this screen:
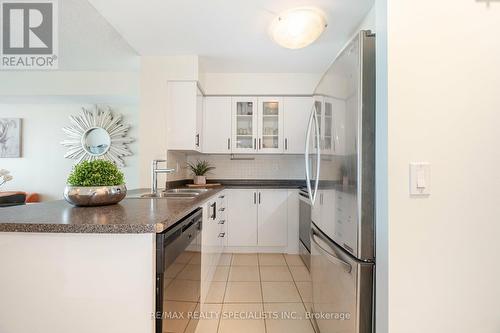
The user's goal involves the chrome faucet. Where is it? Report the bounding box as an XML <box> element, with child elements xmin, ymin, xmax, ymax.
<box><xmin>151</xmin><ymin>160</ymin><xmax>177</xmax><ymax>194</ymax></box>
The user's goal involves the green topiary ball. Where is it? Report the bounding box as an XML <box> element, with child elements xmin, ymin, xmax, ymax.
<box><xmin>67</xmin><ymin>160</ymin><xmax>125</xmax><ymax>187</ymax></box>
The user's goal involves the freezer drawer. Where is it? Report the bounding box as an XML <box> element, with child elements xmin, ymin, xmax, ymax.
<box><xmin>310</xmin><ymin>224</ymin><xmax>373</xmax><ymax>333</ymax></box>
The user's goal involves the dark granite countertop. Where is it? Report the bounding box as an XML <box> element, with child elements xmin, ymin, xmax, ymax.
<box><xmin>0</xmin><ymin>187</ymin><xmax>223</xmax><ymax>234</ymax></box>
<box><xmin>0</xmin><ymin>180</ymin><xmax>309</xmax><ymax>234</ymax></box>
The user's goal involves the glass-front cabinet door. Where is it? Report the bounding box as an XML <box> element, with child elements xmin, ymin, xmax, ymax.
<box><xmin>323</xmin><ymin>98</ymin><xmax>334</xmax><ymax>155</ymax></box>
<box><xmin>232</xmin><ymin>97</ymin><xmax>258</xmax><ymax>153</ymax></box>
<box><xmin>258</xmin><ymin>97</ymin><xmax>284</xmax><ymax>153</ymax></box>
<box><xmin>313</xmin><ymin>96</ymin><xmax>323</xmax><ymax>150</ymax></box>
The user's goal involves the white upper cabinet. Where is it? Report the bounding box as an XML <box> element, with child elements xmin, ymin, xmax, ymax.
<box><xmin>167</xmin><ymin>81</ymin><xmax>203</xmax><ymax>152</ymax></box>
<box><xmin>203</xmin><ymin>97</ymin><xmax>232</xmax><ymax>153</ymax></box>
<box><xmin>330</xmin><ymin>97</ymin><xmax>347</xmax><ymax>156</ymax></box>
<box><xmin>318</xmin><ymin>96</ymin><xmax>348</xmax><ymax>156</ymax></box>
<box><xmin>231</xmin><ymin>97</ymin><xmax>258</xmax><ymax>153</ymax></box>
<box><xmin>257</xmin><ymin>97</ymin><xmax>284</xmax><ymax>153</ymax></box>
<box><xmin>196</xmin><ymin>87</ymin><xmax>204</xmax><ymax>151</ymax></box>
<box><xmin>283</xmin><ymin>97</ymin><xmax>313</xmax><ymax>154</ymax></box>
<box><xmin>198</xmin><ymin>94</ymin><xmax>315</xmax><ymax>155</ymax></box>
<box><xmin>314</xmin><ymin>95</ymin><xmax>342</xmax><ymax>155</ymax></box>
<box><xmin>323</xmin><ymin>97</ymin><xmax>334</xmax><ymax>155</ymax></box>
<box><xmin>313</xmin><ymin>96</ymin><xmax>323</xmax><ymax>150</ymax></box>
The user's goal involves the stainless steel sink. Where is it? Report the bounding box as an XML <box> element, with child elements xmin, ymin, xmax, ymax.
<box><xmin>165</xmin><ymin>188</ymin><xmax>209</xmax><ymax>194</ymax></box>
<box><xmin>130</xmin><ymin>188</ymin><xmax>209</xmax><ymax>199</ymax></box>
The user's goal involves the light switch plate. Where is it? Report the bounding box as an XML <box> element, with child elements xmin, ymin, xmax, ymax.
<box><xmin>409</xmin><ymin>162</ymin><xmax>430</xmax><ymax>196</ymax></box>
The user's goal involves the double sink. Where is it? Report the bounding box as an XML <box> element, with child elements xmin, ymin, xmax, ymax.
<box><xmin>131</xmin><ymin>188</ymin><xmax>209</xmax><ymax>200</ymax></box>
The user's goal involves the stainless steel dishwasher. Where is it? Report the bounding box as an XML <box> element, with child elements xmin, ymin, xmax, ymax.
<box><xmin>155</xmin><ymin>208</ymin><xmax>202</xmax><ymax>333</ymax></box>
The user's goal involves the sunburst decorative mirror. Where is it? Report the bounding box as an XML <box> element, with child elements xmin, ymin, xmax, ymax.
<box><xmin>61</xmin><ymin>106</ymin><xmax>134</xmax><ymax>166</ymax></box>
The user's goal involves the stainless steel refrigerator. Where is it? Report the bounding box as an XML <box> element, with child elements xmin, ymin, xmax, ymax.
<box><xmin>304</xmin><ymin>30</ymin><xmax>375</xmax><ymax>333</ymax></box>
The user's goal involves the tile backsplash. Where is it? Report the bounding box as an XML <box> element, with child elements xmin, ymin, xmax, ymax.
<box><xmin>185</xmin><ymin>154</ymin><xmax>306</xmax><ymax>180</ymax></box>
<box><xmin>166</xmin><ymin>151</ymin><xmax>188</xmax><ymax>181</ymax></box>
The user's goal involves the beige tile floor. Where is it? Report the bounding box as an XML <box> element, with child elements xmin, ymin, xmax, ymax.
<box><xmin>174</xmin><ymin>253</ymin><xmax>315</xmax><ymax>333</ymax></box>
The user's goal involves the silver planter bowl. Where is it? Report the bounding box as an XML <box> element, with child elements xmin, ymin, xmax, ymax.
<box><xmin>64</xmin><ymin>184</ymin><xmax>127</xmax><ymax>207</ymax></box>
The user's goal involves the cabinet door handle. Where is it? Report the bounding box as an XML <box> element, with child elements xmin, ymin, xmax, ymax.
<box><xmin>254</xmin><ymin>138</ymin><xmax>257</xmax><ymax>150</ymax></box>
<box><xmin>285</xmin><ymin>138</ymin><xmax>288</xmax><ymax>150</ymax></box>
<box><xmin>210</xmin><ymin>202</ymin><xmax>217</xmax><ymax>220</ymax></box>
<box><xmin>219</xmin><ymin>207</ymin><xmax>225</xmax><ymax>212</ymax></box>
<box><xmin>258</xmin><ymin>192</ymin><xmax>261</xmax><ymax>204</ymax></box>
<box><xmin>254</xmin><ymin>192</ymin><xmax>257</xmax><ymax>204</ymax></box>
<box><xmin>195</xmin><ymin>134</ymin><xmax>200</xmax><ymax>147</ymax></box>
<box><xmin>227</xmin><ymin>138</ymin><xmax>231</xmax><ymax>150</ymax></box>
<box><xmin>218</xmin><ymin>232</ymin><xmax>226</xmax><ymax>238</ymax></box>
<box><xmin>218</xmin><ymin>220</ymin><xmax>225</xmax><ymax>224</ymax></box>
<box><xmin>259</xmin><ymin>138</ymin><xmax>261</xmax><ymax>150</ymax></box>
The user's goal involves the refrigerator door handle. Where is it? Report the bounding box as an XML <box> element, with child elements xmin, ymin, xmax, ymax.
<box><xmin>305</xmin><ymin>106</ymin><xmax>316</xmax><ymax>205</ymax></box>
<box><xmin>312</xmin><ymin>107</ymin><xmax>321</xmax><ymax>203</ymax></box>
<box><xmin>311</xmin><ymin>230</ymin><xmax>352</xmax><ymax>273</ymax></box>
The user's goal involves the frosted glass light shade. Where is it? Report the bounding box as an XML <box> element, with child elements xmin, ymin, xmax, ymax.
<box><xmin>270</xmin><ymin>7</ymin><xmax>327</xmax><ymax>49</ymax></box>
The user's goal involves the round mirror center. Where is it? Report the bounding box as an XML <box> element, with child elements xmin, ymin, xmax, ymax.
<box><xmin>82</xmin><ymin>127</ymin><xmax>111</xmax><ymax>156</ymax></box>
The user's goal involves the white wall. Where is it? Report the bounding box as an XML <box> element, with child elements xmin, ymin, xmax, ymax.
<box><xmin>0</xmin><ymin>104</ymin><xmax>139</xmax><ymax>201</ymax></box>
<box><xmin>0</xmin><ymin>71</ymin><xmax>138</xmax><ymax>99</ymax></box>
<box><xmin>381</xmin><ymin>1</ymin><xmax>500</xmax><ymax>332</ymax></box>
<box><xmin>200</xmin><ymin>73</ymin><xmax>321</xmax><ymax>95</ymax></box>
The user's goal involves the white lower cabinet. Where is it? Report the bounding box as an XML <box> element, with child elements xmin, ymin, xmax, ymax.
<box><xmin>201</xmin><ymin>192</ymin><xmax>227</xmax><ymax>303</ymax></box>
<box><xmin>227</xmin><ymin>189</ymin><xmax>288</xmax><ymax>248</ymax></box>
<box><xmin>257</xmin><ymin>189</ymin><xmax>288</xmax><ymax>247</ymax></box>
<box><xmin>217</xmin><ymin>191</ymin><xmax>228</xmax><ymax>248</ymax></box>
<box><xmin>201</xmin><ymin>198</ymin><xmax>217</xmax><ymax>303</ymax></box>
<box><xmin>227</xmin><ymin>189</ymin><xmax>258</xmax><ymax>246</ymax></box>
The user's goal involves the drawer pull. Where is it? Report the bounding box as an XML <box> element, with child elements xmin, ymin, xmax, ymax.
<box><xmin>218</xmin><ymin>232</ymin><xmax>226</xmax><ymax>238</ymax></box>
<box><xmin>218</xmin><ymin>220</ymin><xmax>226</xmax><ymax>224</ymax></box>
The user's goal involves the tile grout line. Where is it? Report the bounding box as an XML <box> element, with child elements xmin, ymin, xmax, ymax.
<box><xmin>217</xmin><ymin>253</ymin><xmax>232</xmax><ymax>333</ymax></box>
<box><xmin>285</xmin><ymin>258</ymin><xmax>309</xmax><ymax>311</ymax></box>
<box><xmin>285</xmin><ymin>258</ymin><xmax>316</xmax><ymax>332</ymax></box>
<box><xmin>258</xmin><ymin>253</ymin><xmax>268</xmax><ymax>333</ymax></box>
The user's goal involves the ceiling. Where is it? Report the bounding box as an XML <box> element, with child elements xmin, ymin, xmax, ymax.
<box><xmin>87</xmin><ymin>0</ymin><xmax>374</xmax><ymax>73</ymax></box>
<box><xmin>59</xmin><ymin>0</ymin><xmax>139</xmax><ymax>70</ymax></box>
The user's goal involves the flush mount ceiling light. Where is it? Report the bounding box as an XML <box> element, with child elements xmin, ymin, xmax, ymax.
<box><xmin>270</xmin><ymin>7</ymin><xmax>327</xmax><ymax>49</ymax></box>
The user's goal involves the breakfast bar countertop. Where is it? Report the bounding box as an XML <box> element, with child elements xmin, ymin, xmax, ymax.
<box><xmin>0</xmin><ymin>187</ymin><xmax>223</xmax><ymax>234</ymax></box>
